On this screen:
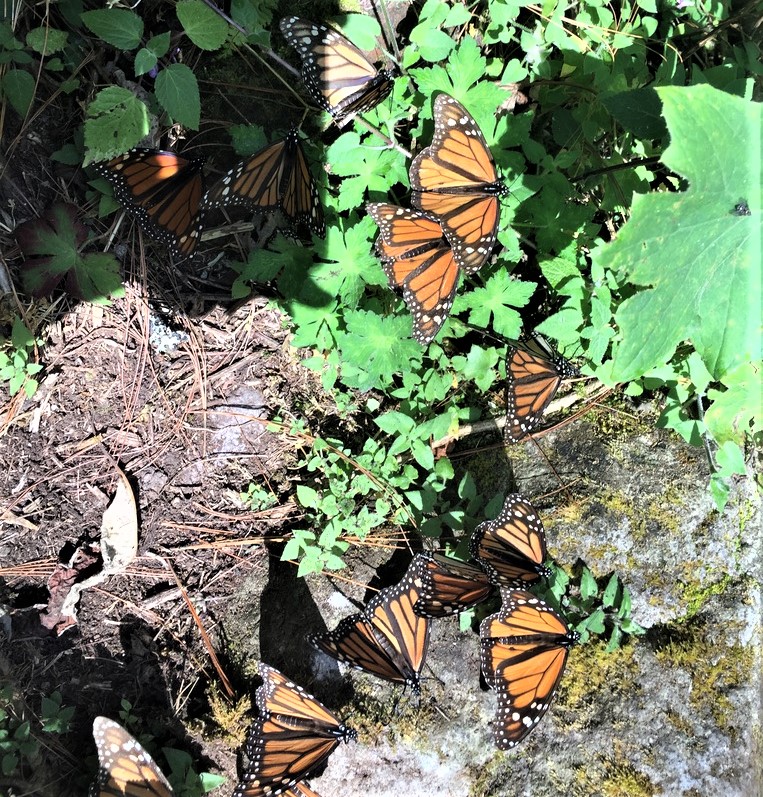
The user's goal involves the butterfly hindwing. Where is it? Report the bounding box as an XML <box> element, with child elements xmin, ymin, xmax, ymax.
<box><xmin>367</xmin><ymin>202</ymin><xmax>460</xmax><ymax>345</ymax></box>
<box><xmin>470</xmin><ymin>493</ymin><xmax>551</xmax><ymax>588</ymax></box>
<box><xmin>234</xmin><ymin>664</ymin><xmax>356</xmax><ymax>797</ymax></box>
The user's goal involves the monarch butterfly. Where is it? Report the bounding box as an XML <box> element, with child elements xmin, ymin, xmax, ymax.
<box><xmin>410</xmin><ymin>94</ymin><xmax>509</xmax><ymax>273</ymax></box>
<box><xmin>91</xmin><ymin>716</ymin><xmax>174</xmax><ymax>797</ymax></box>
<box><xmin>480</xmin><ymin>589</ymin><xmax>579</xmax><ymax>749</ymax></box>
<box><xmin>308</xmin><ymin>567</ymin><xmax>431</xmax><ymax>695</ymax></box>
<box><xmin>203</xmin><ymin>129</ymin><xmax>325</xmax><ymax>238</ymax></box>
<box><xmin>504</xmin><ymin>334</ymin><xmax>579</xmax><ymax>443</ymax></box>
<box><xmin>279</xmin><ymin>17</ymin><xmax>396</xmax><ymax>126</ymax></box>
<box><xmin>94</xmin><ymin>149</ymin><xmax>206</xmax><ymax>259</ymax></box>
<box><xmin>410</xmin><ymin>551</ymin><xmax>492</xmax><ymax>618</ymax></box>
<box><xmin>366</xmin><ymin>202</ymin><xmax>459</xmax><ymax>344</ymax></box>
<box><xmin>470</xmin><ymin>493</ymin><xmax>551</xmax><ymax>588</ymax></box>
<box><xmin>233</xmin><ymin>663</ymin><xmax>357</xmax><ymax>797</ymax></box>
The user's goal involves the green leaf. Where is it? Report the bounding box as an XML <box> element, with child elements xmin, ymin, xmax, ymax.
<box><xmin>81</xmin><ymin>9</ymin><xmax>144</xmax><ymax>50</ymax></box>
<box><xmin>26</xmin><ymin>27</ymin><xmax>69</xmax><ymax>55</ymax></box>
<box><xmin>458</xmin><ymin>345</ymin><xmax>500</xmax><ymax>392</ymax></box>
<box><xmin>84</xmin><ymin>86</ymin><xmax>150</xmax><ymax>161</ymax></box>
<box><xmin>147</xmin><ymin>32</ymin><xmax>171</xmax><ymax>58</ymax></box>
<box><xmin>1</xmin><ymin>69</ymin><xmax>35</xmax><ymax>117</ymax></box>
<box><xmin>458</xmin><ymin>270</ymin><xmax>534</xmax><ymax>337</ymax></box>
<box><xmin>705</xmin><ymin>361</ymin><xmax>762</xmax><ymax>443</ymax></box>
<box><xmin>311</xmin><ymin>219</ymin><xmax>381</xmax><ymax>305</ymax></box>
<box><xmin>579</xmin><ymin>566</ymin><xmax>598</xmax><ymax>601</ymax></box>
<box><xmin>602</xmin><ymin>88</ymin><xmax>667</xmax><ymax>140</ymax></box>
<box><xmin>154</xmin><ymin>64</ymin><xmax>200</xmax><ymax>129</ymax></box>
<box><xmin>176</xmin><ymin>0</ymin><xmax>229</xmax><ymax>50</ymax></box>
<box><xmin>602</xmin><ymin>574</ymin><xmax>619</xmax><ymax>607</ymax></box>
<box><xmin>337</xmin><ymin>311</ymin><xmax>423</xmax><ymax>391</ymax></box>
<box><xmin>603</xmin><ymin>85</ymin><xmax>762</xmax><ymax>383</ymax></box>
<box><xmin>134</xmin><ymin>48</ymin><xmax>157</xmax><ymax>77</ymax></box>
<box><xmin>15</xmin><ymin>203</ymin><xmax>123</xmax><ymax>302</ymax></box>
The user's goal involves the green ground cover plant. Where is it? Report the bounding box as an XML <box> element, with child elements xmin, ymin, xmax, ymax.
<box><xmin>3</xmin><ymin>0</ymin><xmax>760</xmax><ymax>647</ymax></box>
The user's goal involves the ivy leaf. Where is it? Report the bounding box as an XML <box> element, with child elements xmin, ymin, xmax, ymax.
<box><xmin>155</xmin><ymin>63</ymin><xmax>200</xmax><ymax>129</ymax></box>
<box><xmin>16</xmin><ymin>203</ymin><xmax>123</xmax><ymax>302</ymax></box>
<box><xmin>602</xmin><ymin>84</ymin><xmax>761</xmax><ymax>383</ymax></box>
<box><xmin>457</xmin><ymin>270</ymin><xmax>534</xmax><ymax>338</ymax></box>
<box><xmin>327</xmin><ymin>133</ymin><xmax>407</xmax><ymax>210</ymax></box>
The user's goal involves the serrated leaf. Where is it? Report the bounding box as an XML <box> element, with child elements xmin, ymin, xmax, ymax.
<box><xmin>81</xmin><ymin>9</ymin><xmax>143</xmax><ymax>50</ymax></box>
<box><xmin>176</xmin><ymin>0</ymin><xmax>229</xmax><ymax>50</ymax></box>
<box><xmin>458</xmin><ymin>270</ymin><xmax>534</xmax><ymax>337</ymax></box>
<box><xmin>705</xmin><ymin>361</ymin><xmax>762</xmax><ymax>443</ymax></box>
<box><xmin>154</xmin><ymin>63</ymin><xmax>200</xmax><ymax>129</ymax></box>
<box><xmin>134</xmin><ymin>49</ymin><xmax>157</xmax><ymax>77</ymax></box>
<box><xmin>602</xmin><ymin>85</ymin><xmax>761</xmax><ymax>383</ymax></box>
<box><xmin>602</xmin><ymin>88</ymin><xmax>667</xmax><ymax>140</ymax></box>
<box><xmin>84</xmin><ymin>86</ymin><xmax>150</xmax><ymax>161</ymax></box>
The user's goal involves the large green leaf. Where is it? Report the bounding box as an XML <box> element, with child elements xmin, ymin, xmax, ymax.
<box><xmin>598</xmin><ymin>85</ymin><xmax>761</xmax><ymax>382</ymax></box>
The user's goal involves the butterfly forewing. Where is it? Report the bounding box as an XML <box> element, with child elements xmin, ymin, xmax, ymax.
<box><xmin>91</xmin><ymin>716</ymin><xmax>174</xmax><ymax>797</ymax></box>
<box><xmin>203</xmin><ymin>131</ymin><xmax>324</xmax><ymax>238</ymax></box>
<box><xmin>411</xmin><ymin>552</ymin><xmax>492</xmax><ymax>617</ymax></box>
<box><xmin>470</xmin><ymin>494</ymin><xmax>550</xmax><ymax>588</ymax></box>
<box><xmin>479</xmin><ymin>590</ymin><xmax>578</xmax><ymax>749</ymax></box>
<box><xmin>94</xmin><ymin>149</ymin><xmax>206</xmax><ymax>259</ymax></box>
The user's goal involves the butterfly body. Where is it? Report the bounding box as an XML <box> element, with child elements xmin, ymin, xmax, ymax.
<box><xmin>233</xmin><ymin>664</ymin><xmax>356</xmax><ymax>797</ymax></box>
<box><xmin>410</xmin><ymin>94</ymin><xmax>508</xmax><ymax>273</ymax></box>
<box><xmin>280</xmin><ymin>17</ymin><xmax>395</xmax><ymax>126</ymax></box>
<box><xmin>505</xmin><ymin>334</ymin><xmax>579</xmax><ymax>442</ymax></box>
<box><xmin>470</xmin><ymin>493</ymin><xmax>551</xmax><ymax>588</ymax></box>
<box><xmin>204</xmin><ymin>130</ymin><xmax>324</xmax><ymax>238</ymax></box>
<box><xmin>480</xmin><ymin>589</ymin><xmax>578</xmax><ymax>749</ymax></box>
<box><xmin>94</xmin><ymin>149</ymin><xmax>206</xmax><ymax>259</ymax></box>
<box><xmin>309</xmin><ymin>569</ymin><xmax>430</xmax><ymax>694</ymax></box>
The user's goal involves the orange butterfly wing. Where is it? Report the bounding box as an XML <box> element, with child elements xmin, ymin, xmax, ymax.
<box><xmin>480</xmin><ymin>590</ymin><xmax>578</xmax><ymax>749</ymax></box>
<box><xmin>505</xmin><ymin>336</ymin><xmax>578</xmax><ymax>442</ymax></box>
<box><xmin>234</xmin><ymin>664</ymin><xmax>356</xmax><ymax>797</ymax></box>
<box><xmin>367</xmin><ymin>202</ymin><xmax>460</xmax><ymax>345</ymax></box>
<box><xmin>470</xmin><ymin>493</ymin><xmax>550</xmax><ymax>587</ymax></box>
<box><xmin>204</xmin><ymin>131</ymin><xmax>324</xmax><ymax>238</ymax></box>
<box><xmin>411</xmin><ymin>552</ymin><xmax>492</xmax><ymax>617</ymax></box>
<box><xmin>91</xmin><ymin>716</ymin><xmax>174</xmax><ymax>797</ymax></box>
<box><xmin>410</xmin><ymin>94</ymin><xmax>507</xmax><ymax>273</ymax></box>
<box><xmin>280</xmin><ymin>17</ymin><xmax>395</xmax><ymax>126</ymax></box>
<box><xmin>94</xmin><ymin>149</ymin><xmax>205</xmax><ymax>259</ymax></box>
<box><xmin>309</xmin><ymin>570</ymin><xmax>431</xmax><ymax>694</ymax></box>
